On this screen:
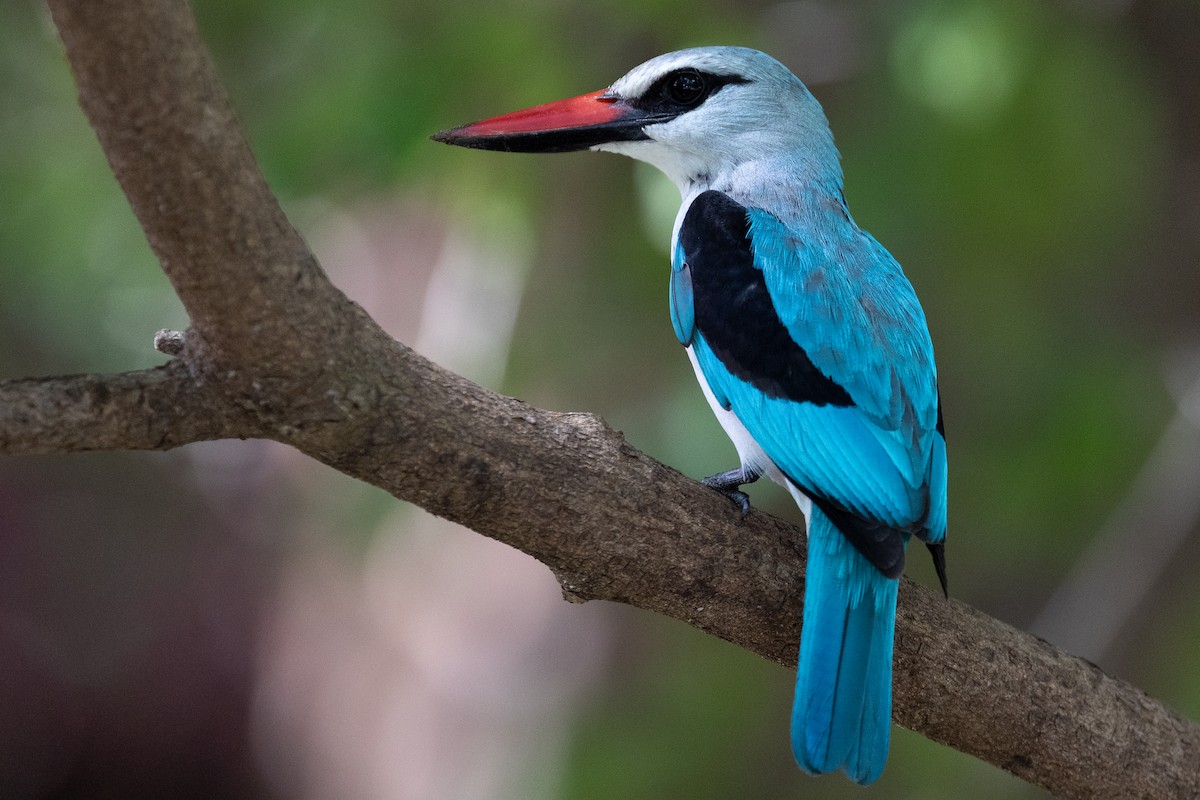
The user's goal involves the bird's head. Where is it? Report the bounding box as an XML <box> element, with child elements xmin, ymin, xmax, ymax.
<box><xmin>432</xmin><ymin>46</ymin><xmax>838</xmax><ymax>192</ymax></box>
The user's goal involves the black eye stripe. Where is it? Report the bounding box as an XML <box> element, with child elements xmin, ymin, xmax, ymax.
<box><xmin>630</xmin><ymin>69</ymin><xmax>749</xmax><ymax>116</ymax></box>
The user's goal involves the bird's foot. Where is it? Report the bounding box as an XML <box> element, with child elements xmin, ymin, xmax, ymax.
<box><xmin>702</xmin><ymin>466</ymin><xmax>762</xmax><ymax>518</ymax></box>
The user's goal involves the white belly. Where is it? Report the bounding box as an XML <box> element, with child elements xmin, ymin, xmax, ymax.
<box><xmin>684</xmin><ymin>345</ymin><xmax>814</xmax><ymax>521</ymax></box>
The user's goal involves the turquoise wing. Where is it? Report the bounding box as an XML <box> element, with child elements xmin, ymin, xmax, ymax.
<box><xmin>676</xmin><ymin>190</ymin><xmax>946</xmax><ymax>573</ymax></box>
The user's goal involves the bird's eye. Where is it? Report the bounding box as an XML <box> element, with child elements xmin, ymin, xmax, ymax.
<box><xmin>664</xmin><ymin>70</ymin><xmax>707</xmax><ymax>106</ymax></box>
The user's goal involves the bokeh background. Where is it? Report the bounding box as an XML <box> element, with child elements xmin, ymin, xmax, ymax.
<box><xmin>2</xmin><ymin>0</ymin><xmax>1199</xmax><ymax>797</ymax></box>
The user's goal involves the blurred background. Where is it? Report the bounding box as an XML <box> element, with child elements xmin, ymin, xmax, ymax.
<box><xmin>2</xmin><ymin>0</ymin><xmax>1198</xmax><ymax>797</ymax></box>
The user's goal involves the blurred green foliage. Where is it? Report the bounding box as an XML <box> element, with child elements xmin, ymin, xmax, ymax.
<box><xmin>2</xmin><ymin>0</ymin><xmax>1195</xmax><ymax>797</ymax></box>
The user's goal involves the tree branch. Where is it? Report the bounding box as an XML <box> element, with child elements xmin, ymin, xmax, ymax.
<box><xmin>12</xmin><ymin>1</ymin><xmax>1198</xmax><ymax>797</ymax></box>
<box><xmin>0</xmin><ymin>360</ymin><xmax>264</xmax><ymax>454</ymax></box>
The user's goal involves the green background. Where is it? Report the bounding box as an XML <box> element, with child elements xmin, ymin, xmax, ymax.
<box><xmin>2</xmin><ymin>1</ymin><xmax>1197</xmax><ymax>797</ymax></box>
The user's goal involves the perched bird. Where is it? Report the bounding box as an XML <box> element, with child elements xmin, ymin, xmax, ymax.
<box><xmin>433</xmin><ymin>46</ymin><xmax>947</xmax><ymax>785</ymax></box>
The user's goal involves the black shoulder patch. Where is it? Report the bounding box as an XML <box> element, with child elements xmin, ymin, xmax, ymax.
<box><xmin>680</xmin><ymin>190</ymin><xmax>853</xmax><ymax>407</ymax></box>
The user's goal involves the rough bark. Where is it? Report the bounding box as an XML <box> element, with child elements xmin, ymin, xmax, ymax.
<box><xmin>1</xmin><ymin>1</ymin><xmax>1195</xmax><ymax>796</ymax></box>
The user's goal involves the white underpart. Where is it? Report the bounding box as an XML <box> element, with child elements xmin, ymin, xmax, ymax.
<box><xmin>685</xmin><ymin>345</ymin><xmax>814</xmax><ymax>524</ymax></box>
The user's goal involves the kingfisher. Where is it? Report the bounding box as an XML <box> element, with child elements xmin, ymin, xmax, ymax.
<box><xmin>433</xmin><ymin>46</ymin><xmax>947</xmax><ymax>784</ymax></box>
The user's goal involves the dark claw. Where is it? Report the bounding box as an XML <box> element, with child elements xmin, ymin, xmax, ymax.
<box><xmin>712</xmin><ymin>486</ymin><xmax>752</xmax><ymax>516</ymax></box>
<box><xmin>702</xmin><ymin>466</ymin><xmax>763</xmax><ymax>518</ymax></box>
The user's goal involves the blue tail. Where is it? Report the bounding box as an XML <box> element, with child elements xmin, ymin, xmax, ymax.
<box><xmin>791</xmin><ymin>506</ymin><xmax>899</xmax><ymax>785</ymax></box>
